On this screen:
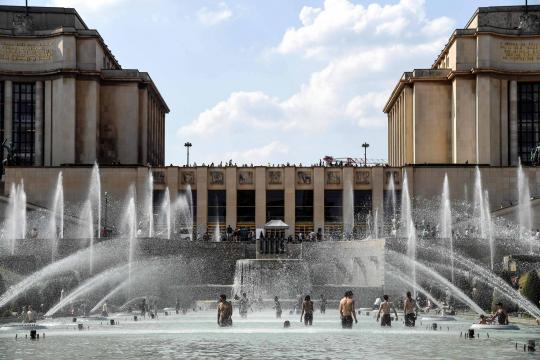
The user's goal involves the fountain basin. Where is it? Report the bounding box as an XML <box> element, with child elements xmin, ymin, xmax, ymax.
<box><xmin>470</xmin><ymin>323</ymin><xmax>520</xmax><ymax>331</ymax></box>
<box><xmin>421</xmin><ymin>316</ymin><xmax>456</xmax><ymax>322</ymax></box>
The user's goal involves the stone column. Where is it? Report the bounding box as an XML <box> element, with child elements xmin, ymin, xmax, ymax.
<box><xmin>500</xmin><ymin>80</ymin><xmax>509</xmax><ymax>166</ymax></box>
<box><xmin>44</xmin><ymin>80</ymin><xmax>52</xmax><ymax>166</ymax></box>
<box><xmin>509</xmin><ymin>80</ymin><xmax>518</xmax><ymax>166</ymax></box>
<box><xmin>225</xmin><ymin>167</ymin><xmax>237</xmax><ymax>229</ymax></box>
<box><xmin>313</xmin><ymin>167</ymin><xmax>324</xmax><ymax>234</ymax></box>
<box><xmin>284</xmin><ymin>167</ymin><xmax>295</xmax><ymax>237</ymax></box>
<box><xmin>4</xmin><ymin>81</ymin><xmax>12</xmax><ymax>161</ymax></box>
<box><xmin>476</xmin><ymin>74</ymin><xmax>492</xmax><ymax>165</ymax></box>
<box><xmin>255</xmin><ymin>167</ymin><xmax>266</xmax><ymax>229</ymax></box>
<box><xmin>196</xmin><ymin>167</ymin><xmax>208</xmax><ymax>236</ymax></box>
<box><xmin>34</xmin><ymin>81</ymin><xmax>43</xmax><ymax>166</ymax></box>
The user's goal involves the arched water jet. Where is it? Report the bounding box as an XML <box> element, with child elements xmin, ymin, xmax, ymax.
<box><xmin>45</xmin><ymin>263</ymin><xmax>130</xmax><ymax>316</ymax></box>
<box><xmin>440</xmin><ymin>174</ymin><xmax>454</xmax><ymax>284</ymax></box>
<box><xmin>121</xmin><ymin>185</ymin><xmax>138</xmax><ymax>298</ymax></box>
<box><xmin>89</xmin><ymin>162</ymin><xmax>101</xmax><ymax>240</ymax></box>
<box><xmin>517</xmin><ymin>160</ymin><xmax>533</xmax><ymax>254</ymax></box>
<box><xmin>90</xmin><ymin>278</ymin><xmax>130</xmax><ymax>314</ymax></box>
<box><xmin>387</xmin><ymin>249</ymin><xmax>485</xmax><ymax>315</ymax></box>
<box><xmin>400</xmin><ymin>171</ymin><xmax>416</xmax><ymax>297</ymax></box>
<box><xmin>386</xmin><ymin>265</ymin><xmax>445</xmax><ymax>309</ymax></box>
<box><xmin>0</xmin><ymin>238</ymin><xmax>129</xmax><ymax>308</ymax></box>
<box><xmin>48</xmin><ymin>172</ymin><xmax>64</xmax><ymax>261</ymax></box>
<box><xmin>415</xmin><ymin>242</ymin><xmax>540</xmax><ymax>319</ymax></box>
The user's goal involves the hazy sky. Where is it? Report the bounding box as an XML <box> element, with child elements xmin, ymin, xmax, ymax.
<box><xmin>8</xmin><ymin>0</ymin><xmax>535</xmax><ymax>165</ymax></box>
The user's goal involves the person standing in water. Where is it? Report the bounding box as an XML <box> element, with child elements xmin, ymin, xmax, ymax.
<box><xmin>300</xmin><ymin>295</ymin><xmax>314</xmax><ymax>326</ymax></box>
<box><xmin>217</xmin><ymin>294</ymin><xmax>233</xmax><ymax>327</ymax></box>
<box><xmin>339</xmin><ymin>290</ymin><xmax>358</xmax><ymax>329</ymax></box>
<box><xmin>403</xmin><ymin>291</ymin><xmax>417</xmax><ymax>327</ymax></box>
<box><xmin>377</xmin><ymin>295</ymin><xmax>398</xmax><ymax>327</ymax></box>
<box><xmin>320</xmin><ymin>295</ymin><xmax>327</xmax><ymax>314</ymax></box>
<box><xmin>26</xmin><ymin>305</ymin><xmax>35</xmax><ymax>323</ymax></box>
<box><xmin>274</xmin><ymin>296</ymin><xmax>282</xmax><ymax>319</ymax></box>
<box><xmin>239</xmin><ymin>293</ymin><xmax>250</xmax><ymax>318</ymax></box>
<box><xmin>489</xmin><ymin>302</ymin><xmax>509</xmax><ymax>325</ymax></box>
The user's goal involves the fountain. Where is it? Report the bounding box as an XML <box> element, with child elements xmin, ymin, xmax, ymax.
<box><xmin>79</xmin><ymin>200</ymin><xmax>95</xmax><ymax>274</ymax></box>
<box><xmin>440</xmin><ymin>174</ymin><xmax>454</xmax><ymax>284</ymax></box>
<box><xmin>146</xmin><ymin>169</ymin><xmax>154</xmax><ymax>237</ymax></box>
<box><xmin>400</xmin><ymin>171</ymin><xmax>416</xmax><ymax>297</ymax></box>
<box><xmin>517</xmin><ymin>160</ymin><xmax>533</xmax><ymax>253</ymax></box>
<box><xmin>5</xmin><ymin>181</ymin><xmax>26</xmax><ymax>254</ymax></box>
<box><xmin>123</xmin><ymin>185</ymin><xmax>138</xmax><ymax>298</ymax></box>
<box><xmin>89</xmin><ymin>162</ymin><xmax>101</xmax><ymax>240</ymax></box>
<box><xmin>48</xmin><ymin>172</ymin><xmax>64</xmax><ymax>261</ymax></box>
<box><xmin>474</xmin><ymin>167</ymin><xmax>495</xmax><ymax>269</ymax></box>
<box><xmin>160</xmin><ymin>187</ymin><xmax>171</xmax><ymax>239</ymax></box>
<box><xmin>343</xmin><ymin>176</ymin><xmax>354</xmax><ymax>239</ymax></box>
<box><xmin>388</xmin><ymin>250</ymin><xmax>485</xmax><ymax>315</ymax></box>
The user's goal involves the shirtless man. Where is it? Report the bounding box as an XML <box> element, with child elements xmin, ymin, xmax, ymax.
<box><xmin>377</xmin><ymin>295</ymin><xmax>398</xmax><ymax>327</ymax></box>
<box><xmin>339</xmin><ymin>290</ymin><xmax>358</xmax><ymax>329</ymax></box>
<box><xmin>300</xmin><ymin>295</ymin><xmax>314</xmax><ymax>326</ymax></box>
<box><xmin>217</xmin><ymin>294</ymin><xmax>233</xmax><ymax>327</ymax></box>
<box><xmin>403</xmin><ymin>291</ymin><xmax>417</xmax><ymax>327</ymax></box>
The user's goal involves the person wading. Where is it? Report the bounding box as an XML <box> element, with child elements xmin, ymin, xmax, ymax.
<box><xmin>339</xmin><ymin>290</ymin><xmax>358</xmax><ymax>329</ymax></box>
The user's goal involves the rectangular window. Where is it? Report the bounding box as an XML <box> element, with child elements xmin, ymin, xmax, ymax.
<box><xmin>324</xmin><ymin>190</ymin><xmax>343</xmax><ymax>223</ymax></box>
<box><xmin>295</xmin><ymin>190</ymin><xmax>313</xmax><ymax>223</ymax></box>
<box><xmin>354</xmin><ymin>190</ymin><xmax>372</xmax><ymax>227</ymax></box>
<box><xmin>208</xmin><ymin>190</ymin><xmax>226</xmax><ymax>224</ymax></box>
<box><xmin>237</xmin><ymin>190</ymin><xmax>255</xmax><ymax>224</ymax></box>
<box><xmin>12</xmin><ymin>83</ymin><xmax>35</xmax><ymax>165</ymax></box>
<box><xmin>266</xmin><ymin>190</ymin><xmax>284</xmax><ymax>221</ymax></box>
<box><xmin>518</xmin><ymin>83</ymin><xmax>540</xmax><ymax>165</ymax></box>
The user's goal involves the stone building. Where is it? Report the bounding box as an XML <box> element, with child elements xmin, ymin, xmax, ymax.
<box><xmin>4</xmin><ymin>5</ymin><xmax>540</xmax><ymax>237</ymax></box>
<box><xmin>0</xmin><ymin>5</ymin><xmax>168</xmax><ymax>167</ymax></box>
<box><xmin>384</xmin><ymin>5</ymin><xmax>540</xmax><ymax>167</ymax></box>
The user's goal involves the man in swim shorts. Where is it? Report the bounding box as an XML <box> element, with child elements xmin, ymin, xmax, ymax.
<box><xmin>217</xmin><ymin>294</ymin><xmax>233</xmax><ymax>327</ymax></box>
<box><xmin>300</xmin><ymin>295</ymin><xmax>314</xmax><ymax>326</ymax></box>
<box><xmin>403</xmin><ymin>291</ymin><xmax>417</xmax><ymax>327</ymax></box>
<box><xmin>377</xmin><ymin>295</ymin><xmax>398</xmax><ymax>327</ymax></box>
<box><xmin>339</xmin><ymin>290</ymin><xmax>358</xmax><ymax>329</ymax></box>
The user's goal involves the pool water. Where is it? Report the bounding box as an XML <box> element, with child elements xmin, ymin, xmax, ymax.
<box><xmin>1</xmin><ymin>310</ymin><xmax>539</xmax><ymax>359</ymax></box>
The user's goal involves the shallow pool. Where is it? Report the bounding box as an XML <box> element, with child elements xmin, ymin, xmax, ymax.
<box><xmin>0</xmin><ymin>310</ymin><xmax>538</xmax><ymax>359</ymax></box>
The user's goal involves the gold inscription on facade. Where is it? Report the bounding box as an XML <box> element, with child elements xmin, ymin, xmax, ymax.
<box><xmin>0</xmin><ymin>42</ymin><xmax>53</xmax><ymax>62</ymax></box>
<box><xmin>500</xmin><ymin>41</ymin><xmax>540</xmax><ymax>63</ymax></box>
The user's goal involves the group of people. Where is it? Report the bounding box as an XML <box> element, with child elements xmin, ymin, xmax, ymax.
<box><xmin>217</xmin><ymin>291</ymin><xmax>519</xmax><ymax>329</ymax></box>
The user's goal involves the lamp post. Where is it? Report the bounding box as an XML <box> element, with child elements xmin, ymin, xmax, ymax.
<box><xmin>184</xmin><ymin>142</ymin><xmax>192</xmax><ymax>166</ymax></box>
<box><xmin>104</xmin><ymin>191</ymin><xmax>108</xmax><ymax>237</ymax></box>
<box><xmin>361</xmin><ymin>142</ymin><xmax>369</xmax><ymax>166</ymax></box>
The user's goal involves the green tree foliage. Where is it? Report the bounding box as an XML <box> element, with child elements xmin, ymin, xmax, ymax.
<box><xmin>520</xmin><ymin>269</ymin><xmax>540</xmax><ymax>308</ymax></box>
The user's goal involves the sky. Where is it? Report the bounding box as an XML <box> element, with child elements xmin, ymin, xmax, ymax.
<box><xmin>4</xmin><ymin>0</ymin><xmax>535</xmax><ymax>165</ymax></box>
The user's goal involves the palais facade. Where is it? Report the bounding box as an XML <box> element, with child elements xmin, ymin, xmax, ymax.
<box><xmin>384</xmin><ymin>5</ymin><xmax>540</xmax><ymax>167</ymax></box>
<box><xmin>0</xmin><ymin>5</ymin><xmax>168</xmax><ymax>167</ymax></box>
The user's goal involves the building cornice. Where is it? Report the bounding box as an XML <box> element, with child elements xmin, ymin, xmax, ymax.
<box><xmin>0</xmin><ymin>27</ymin><xmax>121</xmax><ymax>69</ymax></box>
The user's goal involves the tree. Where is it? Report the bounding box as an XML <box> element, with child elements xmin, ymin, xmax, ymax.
<box><xmin>520</xmin><ymin>269</ymin><xmax>540</xmax><ymax>308</ymax></box>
